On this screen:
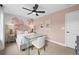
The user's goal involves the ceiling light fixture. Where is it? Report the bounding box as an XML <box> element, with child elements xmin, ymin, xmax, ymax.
<box><xmin>32</xmin><ymin>12</ymin><xmax>36</xmax><ymax>14</ymax></box>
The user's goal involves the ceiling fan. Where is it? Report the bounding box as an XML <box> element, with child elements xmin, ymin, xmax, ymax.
<box><xmin>22</xmin><ymin>4</ymin><xmax>45</xmax><ymax>16</ymax></box>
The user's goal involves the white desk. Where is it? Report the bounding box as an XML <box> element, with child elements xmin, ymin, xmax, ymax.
<box><xmin>24</xmin><ymin>33</ymin><xmax>47</xmax><ymax>55</ymax></box>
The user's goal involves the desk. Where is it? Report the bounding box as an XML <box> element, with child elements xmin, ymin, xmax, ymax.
<box><xmin>24</xmin><ymin>33</ymin><xmax>46</xmax><ymax>55</ymax></box>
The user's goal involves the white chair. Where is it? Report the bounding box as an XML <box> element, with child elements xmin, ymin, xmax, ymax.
<box><xmin>16</xmin><ymin>30</ymin><xmax>29</xmax><ymax>51</ymax></box>
<box><xmin>32</xmin><ymin>35</ymin><xmax>46</xmax><ymax>55</ymax></box>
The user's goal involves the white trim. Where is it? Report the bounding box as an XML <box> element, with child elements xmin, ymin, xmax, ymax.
<box><xmin>47</xmin><ymin>39</ymin><xmax>66</xmax><ymax>47</ymax></box>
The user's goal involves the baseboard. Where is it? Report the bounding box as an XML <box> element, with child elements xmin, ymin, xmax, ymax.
<box><xmin>47</xmin><ymin>39</ymin><xmax>66</xmax><ymax>47</ymax></box>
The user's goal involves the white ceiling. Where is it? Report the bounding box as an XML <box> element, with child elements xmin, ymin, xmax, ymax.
<box><xmin>3</xmin><ymin>4</ymin><xmax>75</xmax><ymax>19</ymax></box>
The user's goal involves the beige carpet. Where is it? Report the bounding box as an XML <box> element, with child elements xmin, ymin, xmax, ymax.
<box><xmin>0</xmin><ymin>41</ymin><xmax>75</xmax><ymax>55</ymax></box>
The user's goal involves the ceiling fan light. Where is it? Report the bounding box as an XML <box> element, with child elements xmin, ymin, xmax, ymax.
<box><xmin>32</xmin><ymin>12</ymin><xmax>36</xmax><ymax>14</ymax></box>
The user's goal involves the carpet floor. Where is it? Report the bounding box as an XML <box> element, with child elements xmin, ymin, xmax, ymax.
<box><xmin>0</xmin><ymin>41</ymin><xmax>75</xmax><ymax>55</ymax></box>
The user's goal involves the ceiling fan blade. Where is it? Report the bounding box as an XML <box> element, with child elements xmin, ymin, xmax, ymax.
<box><xmin>33</xmin><ymin>4</ymin><xmax>39</xmax><ymax>10</ymax></box>
<box><xmin>22</xmin><ymin>7</ymin><xmax>32</xmax><ymax>11</ymax></box>
<box><xmin>37</xmin><ymin>11</ymin><xmax>45</xmax><ymax>13</ymax></box>
<box><xmin>36</xmin><ymin>13</ymin><xmax>39</xmax><ymax>16</ymax></box>
<box><xmin>27</xmin><ymin>12</ymin><xmax>33</xmax><ymax>15</ymax></box>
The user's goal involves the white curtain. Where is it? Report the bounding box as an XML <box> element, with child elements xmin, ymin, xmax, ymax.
<box><xmin>0</xmin><ymin>6</ymin><xmax>4</xmax><ymax>50</ymax></box>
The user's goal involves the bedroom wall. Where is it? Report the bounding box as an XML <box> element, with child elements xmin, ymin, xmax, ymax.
<box><xmin>35</xmin><ymin>5</ymin><xmax>79</xmax><ymax>46</ymax></box>
<box><xmin>4</xmin><ymin>13</ymin><xmax>27</xmax><ymax>24</ymax></box>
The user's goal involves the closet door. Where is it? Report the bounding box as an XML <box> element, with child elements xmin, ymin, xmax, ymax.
<box><xmin>65</xmin><ymin>11</ymin><xmax>79</xmax><ymax>49</ymax></box>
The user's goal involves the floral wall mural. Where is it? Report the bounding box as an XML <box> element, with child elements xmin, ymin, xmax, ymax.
<box><xmin>7</xmin><ymin>16</ymin><xmax>35</xmax><ymax>32</ymax></box>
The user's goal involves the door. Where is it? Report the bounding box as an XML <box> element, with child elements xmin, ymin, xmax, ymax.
<box><xmin>65</xmin><ymin>11</ymin><xmax>79</xmax><ymax>49</ymax></box>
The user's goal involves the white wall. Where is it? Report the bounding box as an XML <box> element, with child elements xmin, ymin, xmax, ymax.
<box><xmin>0</xmin><ymin>6</ymin><xmax>5</xmax><ymax>50</ymax></box>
